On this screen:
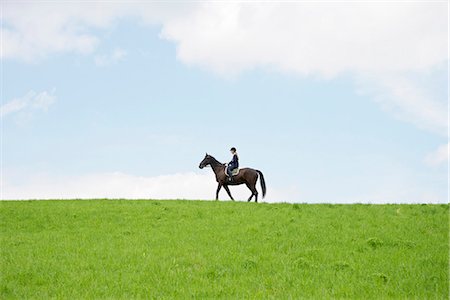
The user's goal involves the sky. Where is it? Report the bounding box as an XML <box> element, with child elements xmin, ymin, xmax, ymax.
<box><xmin>1</xmin><ymin>1</ymin><xmax>448</xmax><ymax>203</ymax></box>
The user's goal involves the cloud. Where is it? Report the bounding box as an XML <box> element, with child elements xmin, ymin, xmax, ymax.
<box><xmin>425</xmin><ymin>143</ymin><xmax>449</xmax><ymax>167</ymax></box>
<box><xmin>3</xmin><ymin>2</ymin><xmax>447</xmax><ymax>137</ymax></box>
<box><xmin>5</xmin><ymin>2</ymin><xmax>447</xmax><ymax>73</ymax></box>
<box><xmin>1</xmin><ymin>88</ymin><xmax>56</xmax><ymax>118</ymax></box>
<box><xmin>1</xmin><ymin>2</ymin><xmax>193</xmax><ymax>62</ymax></box>
<box><xmin>94</xmin><ymin>48</ymin><xmax>127</xmax><ymax>66</ymax></box>
<box><xmin>1</xmin><ymin>171</ymin><xmax>297</xmax><ymax>203</ymax></box>
<box><xmin>2</xmin><ymin>169</ymin><xmax>445</xmax><ymax>203</ymax></box>
<box><xmin>159</xmin><ymin>3</ymin><xmax>448</xmax><ymax>135</ymax></box>
<box><xmin>1</xmin><ymin>2</ymin><xmax>116</xmax><ymax>62</ymax></box>
<box><xmin>356</xmin><ymin>71</ymin><xmax>448</xmax><ymax>136</ymax></box>
<box><xmin>344</xmin><ymin>186</ymin><xmax>446</xmax><ymax>204</ymax></box>
<box><xmin>2</xmin><ymin>11</ymin><xmax>96</xmax><ymax>62</ymax></box>
<box><xmin>161</xmin><ymin>3</ymin><xmax>447</xmax><ymax>76</ymax></box>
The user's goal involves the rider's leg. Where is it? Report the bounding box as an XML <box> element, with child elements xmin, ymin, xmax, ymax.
<box><xmin>227</xmin><ymin>166</ymin><xmax>233</xmax><ymax>181</ymax></box>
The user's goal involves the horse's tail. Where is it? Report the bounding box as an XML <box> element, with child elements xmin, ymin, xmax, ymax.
<box><xmin>256</xmin><ymin>170</ymin><xmax>266</xmax><ymax>198</ymax></box>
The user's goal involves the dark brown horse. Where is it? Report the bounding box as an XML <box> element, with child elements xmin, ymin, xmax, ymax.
<box><xmin>199</xmin><ymin>153</ymin><xmax>266</xmax><ymax>202</ymax></box>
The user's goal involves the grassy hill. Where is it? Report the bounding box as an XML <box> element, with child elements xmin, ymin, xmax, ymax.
<box><xmin>1</xmin><ymin>200</ymin><xmax>448</xmax><ymax>299</ymax></box>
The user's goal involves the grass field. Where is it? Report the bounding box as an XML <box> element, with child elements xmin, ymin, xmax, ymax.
<box><xmin>0</xmin><ymin>200</ymin><xmax>448</xmax><ymax>299</ymax></box>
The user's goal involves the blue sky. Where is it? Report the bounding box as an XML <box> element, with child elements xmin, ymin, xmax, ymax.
<box><xmin>1</xmin><ymin>2</ymin><xmax>448</xmax><ymax>202</ymax></box>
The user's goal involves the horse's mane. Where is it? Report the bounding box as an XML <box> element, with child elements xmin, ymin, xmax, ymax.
<box><xmin>209</xmin><ymin>155</ymin><xmax>225</xmax><ymax>166</ymax></box>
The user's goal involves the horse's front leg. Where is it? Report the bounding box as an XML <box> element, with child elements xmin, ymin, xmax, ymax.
<box><xmin>223</xmin><ymin>185</ymin><xmax>235</xmax><ymax>201</ymax></box>
<box><xmin>215</xmin><ymin>183</ymin><xmax>222</xmax><ymax>200</ymax></box>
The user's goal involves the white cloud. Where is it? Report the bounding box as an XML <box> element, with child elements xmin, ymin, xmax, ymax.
<box><xmin>159</xmin><ymin>3</ymin><xmax>448</xmax><ymax>136</ymax></box>
<box><xmin>1</xmin><ymin>2</ymin><xmax>193</xmax><ymax>62</ymax></box>
<box><xmin>357</xmin><ymin>71</ymin><xmax>448</xmax><ymax>136</ymax></box>
<box><xmin>160</xmin><ymin>3</ymin><xmax>447</xmax><ymax>76</ymax></box>
<box><xmin>94</xmin><ymin>48</ymin><xmax>127</xmax><ymax>66</ymax></box>
<box><xmin>1</xmin><ymin>2</ymin><xmax>116</xmax><ymax>62</ymax></box>
<box><xmin>425</xmin><ymin>143</ymin><xmax>449</xmax><ymax>166</ymax></box>
<box><xmin>1</xmin><ymin>171</ymin><xmax>297</xmax><ymax>203</ymax></box>
<box><xmin>344</xmin><ymin>187</ymin><xmax>446</xmax><ymax>204</ymax></box>
<box><xmin>5</xmin><ymin>2</ymin><xmax>447</xmax><ymax>73</ymax></box>
<box><xmin>0</xmin><ymin>96</ymin><xmax>28</xmax><ymax>116</ymax></box>
<box><xmin>2</xmin><ymin>169</ymin><xmax>445</xmax><ymax>203</ymax></box>
<box><xmin>1</xmin><ymin>88</ymin><xmax>56</xmax><ymax>118</ymax></box>
<box><xmin>3</xmin><ymin>2</ymin><xmax>446</xmax><ymax>136</ymax></box>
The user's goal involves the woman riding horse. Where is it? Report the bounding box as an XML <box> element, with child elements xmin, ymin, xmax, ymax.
<box><xmin>199</xmin><ymin>153</ymin><xmax>266</xmax><ymax>202</ymax></box>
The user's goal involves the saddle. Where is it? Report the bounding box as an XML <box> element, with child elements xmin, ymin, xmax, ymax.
<box><xmin>224</xmin><ymin>166</ymin><xmax>239</xmax><ymax>177</ymax></box>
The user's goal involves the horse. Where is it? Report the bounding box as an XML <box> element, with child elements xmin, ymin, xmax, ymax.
<box><xmin>198</xmin><ymin>153</ymin><xmax>266</xmax><ymax>202</ymax></box>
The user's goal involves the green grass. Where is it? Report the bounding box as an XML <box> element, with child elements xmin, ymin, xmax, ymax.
<box><xmin>1</xmin><ymin>200</ymin><xmax>448</xmax><ymax>299</ymax></box>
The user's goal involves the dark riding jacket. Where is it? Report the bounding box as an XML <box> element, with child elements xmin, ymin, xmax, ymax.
<box><xmin>228</xmin><ymin>154</ymin><xmax>239</xmax><ymax>170</ymax></box>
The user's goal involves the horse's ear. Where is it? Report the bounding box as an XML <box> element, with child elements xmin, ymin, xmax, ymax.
<box><xmin>206</xmin><ymin>152</ymin><xmax>208</xmax><ymax>156</ymax></box>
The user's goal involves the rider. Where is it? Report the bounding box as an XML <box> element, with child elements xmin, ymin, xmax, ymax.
<box><xmin>227</xmin><ymin>147</ymin><xmax>239</xmax><ymax>181</ymax></box>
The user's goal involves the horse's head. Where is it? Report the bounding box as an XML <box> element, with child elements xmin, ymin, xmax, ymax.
<box><xmin>199</xmin><ymin>153</ymin><xmax>212</xmax><ymax>169</ymax></box>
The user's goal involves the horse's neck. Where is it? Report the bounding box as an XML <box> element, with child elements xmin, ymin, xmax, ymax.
<box><xmin>210</xmin><ymin>158</ymin><xmax>224</xmax><ymax>174</ymax></box>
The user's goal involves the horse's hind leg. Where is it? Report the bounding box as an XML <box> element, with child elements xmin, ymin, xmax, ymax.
<box><xmin>253</xmin><ymin>187</ymin><xmax>259</xmax><ymax>203</ymax></box>
<box><xmin>247</xmin><ymin>193</ymin><xmax>254</xmax><ymax>202</ymax></box>
<box><xmin>246</xmin><ymin>183</ymin><xmax>258</xmax><ymax>202</ymax></box>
